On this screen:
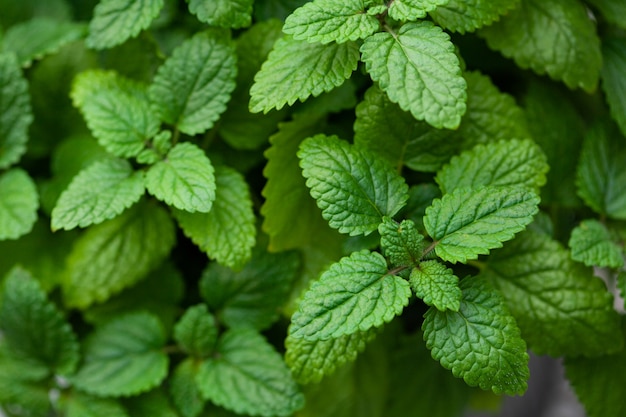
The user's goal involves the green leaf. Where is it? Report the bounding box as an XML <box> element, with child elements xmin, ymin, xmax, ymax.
<box><xmin>200</xmin><ymin>249</ymin><xmax>300</xmax><ymax>331</ymax></box>
<box><xmin>422</xmin><ymin>276</ymin><xmax>529</xmax><ymax>395</ymax></box>
<box><xmin>360</xmin><ymin>21</ymin><xmax>466</xmax><ymax>129</ymax></box>
<box><xmin>619</xmin><ymin>271</ymin><xmax>626</xmax><ymax>312</ymax></box>
<box><xmin>72</xmin><ymin>312</ymin><xmax>168</xmax><ymax>397</ymax></box>
<box><xmin>63</xmin><ymin>200</ymin><xmax>176</xmax><ymax>309</ymax></box>
<box><xmin>576</xmin><ymin>120</ymin><xmax>626</xmax><ymax>219</ymax></box>
<box><xmin>149</xmin><ymin>30</ymin><xmax>237</xmax><ymax>135</ymax></box>
<box><xmin>424</xmin><ymin>186</ymin><xmax>540</xmax><ymax>263</ymax></box>
<box><xmin>64</xmin><ymin>393</ymin><xmax>129</xmax><ymax>417</ymax></box>
<box><xmin>298</xmin><ymin>135</ymin><xmax>409</xmax><ymax>236</ymax></box>
<box><xmin>71</xmin><ymin>70</ymin><xmax>160</xmax><ymax>158</ymax></box>
<box><xmin>123</xmin><ymin>389</ymin><xmax>180</xmax><ymax>417</ymax></box>
<box><xmin>283</xmin><ymin>0</ymin><xmax>379</xmax><ymax>44</ymax></box>
<box><xmin>170</xmin><ymin>359</ymin><xmax>205</xmax><ymax>417</ymax></box>
<box><xmin>569</xmin><ymin>219</ymin><xmax>623</xmax><ymax>268</ymax></box>
<box><xmin>51</xmin><ymin>158</ymin><xmax>145</xmax><ymax>231</ymax></box>
<box><xmin>145</xmin><ymin>142</ymin><xmax>215</xmax><ymax>213</ymax></box>
<box><xmin>173</xmin><ymin>165</ymin><xmax>255</xmax><ymax>268</ymax></box>
<box><xmin>0</xmin><ymin>267</ymin><xmax>79</xmax><ymax>375</ymax></box>
<box><xmin>86</xmin><ymin>0</ymin><xmax>165</xmax><ymax>50</ymax></box>
<box><xmin>601</xmin><ymin>38</ymin><xmax>626</xmax><ymax>137</ymax></box>
<box><xmin>0</xmin><ymin>169</ymin><xmax>38</xmax><ymax>240</ymax></box>
<box><xmin>482</xmin><ymin>230</ymin><xmax>623</xmax><ymax>356</ymax></box>
<box><xmin>436</xmin><ymin>139</ymin><xmax>548</xmax><ymax>195</ymax></box>
<box><xmin>429</xmin><ymin>0</ymin><xmax>520</xmax><ymax>33</ymax></box>
<box><xmin>378</xmin><ymin>217</ymin><xmax>425</xmax><ymax>268</ymax></box>
<box><xmin>479</xmin><ymin>0</ymin><xmax>601</xmax><ymax>92</ymax></box>
<box><xmin>249</xmin><ymin>36</ymin><xmax>359</xmax><ymax>113</ymax></box>
<box><xmin>187</xmin><ymin>0</ymin><xmax>253</xmax><ymax>28</ymax></box>
<box><xmin>0</xmin><ymin>52</ymin><xmax>32</xmax><ymax>169</ymax></box>
<box><xmin>586</xmin><ymin>0</ymin><xmax>626</xmax><ymax>30</ymax></box>
<box><xmin>173</xmin><ymin>304</ymin><xmax>218</xmax><ymax>357</ymax></box>
<box><xmin>197</xmin><ymin>328</ymin><xmax>304</xmax><ymax>417</ymax></box>
<box><xmin>253</xmin><ymin>0</ymin><xmax>309</xmax><ymax>21</ymax></box>
<box><xmin>285</xmin><ymin>328</ymin><xmax>378</xmax><ymax>384</ymax></box>
<box><xmin>388</xmin><ymin>0</ymin><xmax>449</xmax><ymax>21</ymax></box>
<box><xmin>410</xmin><ymin>260</ymin><xmax>461</xmax><ymax>311</ymax></box>
<box><xmin>289</xmin><ymin>250</ymin><xmax>411</xmax><ymax>340</ymax></box>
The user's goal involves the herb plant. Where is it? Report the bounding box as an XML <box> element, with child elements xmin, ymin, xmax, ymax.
<box><xmin>1</xmin><ymin>0</ymin><xmax>625</xmax><ymax>416</ymax></box>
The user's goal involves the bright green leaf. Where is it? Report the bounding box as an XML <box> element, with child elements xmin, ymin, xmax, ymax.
<box><xmin>360</xmin><ymin>21</ymin><xmax>466</xmax><ymax>129</ymax></box>
<box><xmin>197</xmin><ymin>328</ymin><xmax>304</xmax><ymax>417</ymax></box>
<box><xmin>86</xmin><ymin>0</ymin><xmax>164</xmax><ymax>50</ymax></box>
<box><xmin>378</xmin><ymin>217</ymin><xmax>425</xmax><ymax>268</ymax></box>
<box><xmin>72</xmin><ymin>312</ymin><xmax>168</xmax><ymax>397</ymax></box>
<box><xmin>569</xmin><ymin>219</ymin><xmax>623</xmax><ymax>268</ymax></box>
<box><xmin>173</xmin><ymin>304</ymin><xmax>218</xmax><ymax>357</ymax></box>
<box><xmin>149</xmin><ymin>30</ymin><xmax>236</xmax><ymax>135</ymax></box>
<box><xmin>249</xmin><ymin>36</ymin><xmax>359</xmax><ymax>113</ymax></box>
<box><xmin>601</xmin><ymin>38</ymin><xmax>626</xmax><ymax>137</ymax></box>
<box><xmin>479</xmin><ymin>0</ymin><xmax>601</xmax><ymax>92</ymax></box>
<box><xmin>422</xmin><ymin>276</ymin><xmax>529</xmax><ymax>395</ymax></box>
<box><xmin>283</xmin><ymin>0</ymin><xmax>379</xmax><ymax>44</ymax></box>
<box><xmin>170</xmin><ymin>359</ymin><xmax>205</xmax><ymax>417</ymax></box>
<box><xmin>64</xmin><ymin>393</ymin><xmax>129</xmax><ymax>417</ymax></box>
<box><xmin>298</xmin><ymin>135</ymin><xmax>409</xmax><ymax>236</ymax></box>
<box><xmin>389</xmin><ymin>0</ymin><xmax>449</xmax><ymax>21</ymax></box>
<box><xmin>289</xmin><ymin>250</ymin><xmax>411</xmax><ymax>340</ymax></box>
<box><xmin>429</xmin><ymin>0</ymin><xmax>520</xmax><ymax>33</ymax></box>
<box><xmin>424</xmin><ymin>186</ymin><xmax>540</xmax><ymax>263</ymax></box>
<box><xmin>0</xmin><ymin>169</ymin><xmax>38</xmax><ymax>240</ymax></box>
<box><xmin>410</xmin><ymin>260</ymin><xmax>461</xmax><ymax>311</ymax></box>
<box><xmin>187</xmin><ymin>0</ymin><xmax>253</xmax><ymax>28</ymax></box>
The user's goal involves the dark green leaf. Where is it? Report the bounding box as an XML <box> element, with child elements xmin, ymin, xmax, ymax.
<box><xmin>170</xmin><ymin>359</ymin><xmax>205</xmax><ymax>417</ymax></box>
<box><xmin>601</xmin><ymin>38</ymin><xmax>626</xmax><ymax>138</ymax></box>
<box><xmin>64</xmin><ymin>393</ymin><xmax>129</xmax><ymax>417</ymax></box>
<box><xmin>429</xmin><ymin>0</ymin><xmax>520</xmax><ymax>33</ymax></box>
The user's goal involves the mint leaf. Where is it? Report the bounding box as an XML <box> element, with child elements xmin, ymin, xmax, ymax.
<box><xmin>360</xmin><ymin>21</ymin><xmax>466</xmax><ymax>129</ymax></box>
<box><xmin>71</xmin><ymin>70</ymin><xmax>159</xmax><ymax>158</ymax></box>
<box><xmin>170</xmin><ymin>359</ymin><xmax>205</xmax><ymax>417</ymax></box>
<box><xmin>199</xmin><ymin>249</ymin><xmax>300</xmax><ymax>331</ymax></box>
<box><xmin>422</xmin><ymin>276</ymin><xmax>529</xmax><ymax>395</ymax></box>
<box><xmin>51</xmin><ymin>158</ymin><xmax>145</xmax><ymax>231</ymax></box>
<box><xmin>429</xmin><ymin>0</ymin><xmax>520</xmax><ymax>33</ymax></box>
<box><xmin>249</xmin><ymin>36</ymin><xmax>359</xmax><ymax>113</ymax></box>
<box><xmin>0</xmin><ymin>169</ymin><xmax>38</xmax><ymax>240</ymax></box>
<box><xmin>187</xmin><ymin>0</ymin><xmax>253</xmax><ymax>28</ymax></box>
<box><xmin>479</xmin><ymin>0</ymin><xmax>601</xmax><ymax>92</ymax></box>
<box><xmin>586</xmin><ymin>0</ymin><xmax>626</xmax><ymax>30</ymax></box>
<box><xmin>63</xmin><ymin>200</ymin><xmax>175</xmax><ymax>308</ymax></box>
<box><xmin>482</xmin><ymin>230</ymin><xmax>623</xmax><ymax>356</ymax></box>
<box><xmin>283</xmin><ymin>0</ymin><xmax>379</xmax><ymax>44</ymax></box>
<box><xmin>64</xmin><ymin>393</ymin><xmax>129</xmax><ymax>417</ymax></box>
<box><xmin>388</xmin><ymin>0</ymin><xmax>449</xmax><ymax>21</ymax></box>
<box><xmin>145</xmin><ymin>142</ymin><xmax>215</xmax><ymax>213</ymax></box>
<box><xmin>410</xmin><ymin>260</ymin><xmax>461</xmax><ymax>311</ymax></box>
<box><xmin>289</xmin><ymin>250</ymin><xmax>411</xmax><ymax>340</ymax></box>
<box><xmin>86</xmin><ymin>0</ymin><xmax>164</xmax><ymax>50</ymax></box>
<box><xmin>569</xmin><ymin>219</ymin><xmax>623</xmax><ymax>268</ymax></box>
<box><xmin>298</xmin><ymin>135</ymin><xmax>409</xmax><ymax>236</ymax></box>
<box><xmin>424</xmin><ymin>186</ymin><xmax>540</xmax><ymax>263</ymax></box>
<box><xmin>0</xmin><ymin>52</ymin><xmax>32</xmax><ymax>169</ymax></box>
<box><xmin>149</xmin><ymin>30</ymin><xmax>236</xmax><ymax>136</ymax></box>
<box><xmin>123</xmin><ymin>389</ymin><xmax>180</xmax><ymax>417</ymax></box>
<box><xmin>601</xmin><ymin>38</ymin><xmax>626</xmax><ymax>137</ymax></box>
<box><xmin>285</xmin><ymin>328</ymin><xmax>378</xmax><ymax>384</ymax></box>
<box><xmin>378</xmin><ymin>217</ymin><xmax>425</xmax><ymax>268</ymax></box>
<box><xmin>576</xmin><ymin>120</ymin><xmax>626</xmax><ymax>219</ymax></box>
<box><xmin>72</xmin><ymin>312</ymin><xmax>168</xmax><ymax>397</ymax></box>
<box><xmin>0</xmin><ymin>267</ymin><xmax>79</xmax><ymax>375</ymax></box>
<box><xmin>436</xmin><ymin>139</ymin><xmax>548</xmax><ymax>194</ymax></box>
<box><xmin>173</xmin><ymin>165</ymin><xmax>255</xmax><ymax>268</ymax></box>
<box><xmin>197</xmin><ymin>328</ymin><xmax>304</xmax><ymax>417</ymax></box>
<box><xmin>173</xmin><ymin>304</ymin><xmax>218</xmax><ymax>357</ymax></box>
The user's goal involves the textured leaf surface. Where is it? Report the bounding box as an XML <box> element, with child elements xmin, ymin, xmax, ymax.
<box><xmin>170</xmin><ymin>359</ymin><xmax>205</xmax><ymax>417</ymax></box>
<box><xmin>422</xmin><ymin>276</ymin><xmax>529</xmax><ymax>395</ymax></box>
<box><xmin>410</xmin><ymin>260</ymin><xmax>461</xmax><ymax>311</ymax></box>
<box><xmin>146</xmin><ymin>142</ymin><xmax>215</xmax><ymax>213</ymax></box>
<box><xmin>173</xmin><ymin>304</ymin><xmax>218</xmax><ymax>357</ymax></box>
<box><xmin>250</xmin><ymin>37</ymin><xmax>359</xmax><ymax>112</ymax></box>
<box><xmin>173</xmin><ymin>165</ymin><xmax>255</xmax><ymax>268</ymax></box>
<box><xmin>72</xmin><ymin>312</ymin><xmax>168</xmax><ymax>397</ymax></box>
<box><xmin>86</xmin><ymin>0</ymin><xmax>164</xmax><ymax>49</ymax></box>
<box><xmin>298</xmin><ymin>135</ymin><xmax>409</xmax><ymax>236</ymax></box>
<box><xmin>360</xmin><ymin>21</ymin><xmax>466</xmax><ymax>129</ymax></box>
<box><xmin>285</xmin><ymin>328</ymin><xmax>378</xmax><ymax>384</ymax></box>
<box><xmin>200</xmin><ymin>249</ymin><xmax>300</xmax><ymax>331</ymax></box>
<box><xmin>0</xmin><ymin>169</ymin><xmax>38</xmax><ymax>240</ymax></box>
<box><xmin>424</xmin><ymin>186</ymin><xmax>540</xmax><ymax>263</ymax></box>
<box><xmin>480</xmin><ymin>0</ymin><xmax>601</xmax><ymax>92</ymax></box>
<box><xmin>0</xmin><ymin>268</ymin><xmax>79</xmax><ymax>375</ymax></box>
<box><xmin>0</xmin><ymin>52</ymin><xmax>32</xmax><ymax>169</ymax></box>
<box><xmin>378</xmin><ymin>217</ymin><xmax>424</xmax><ymax>268</ymax></box>
<box><xmin>65</xmin><ymin>393</ymin><xmax>129</xmax><ymax>417</ymax></box>
<box><xmin>290</xmin><ymin>250</ymin><xmax>411</xmax><ymax>340</ymax></box>
<box><xmin>601</xmin><ymin>38</ymin><xmax>626</xmax><ymax>137</ymax></box>
<box><xmin>63</xmin><ymin>201</ymin><xmax>175</xmax><ymax>308</ymax></box>
<box><xmin>389</xmin><ymin>0</ymin><xmax>449</xmax><ymax>21</ymax></box>
<box><xmin>52</xmin><ymin>159</ymin><xmax>145</xmax><ymax>230</ymax></box>
<box><xmin>187</xmin><ymin>0</ymin><xmax>253</xmax><ymax>28</ymax></box>
<box><xmin>483</xmin><ymin>230</ymin><xmax>623</xmax><ymax>356</ymax></box>
<box><xmin>429</xmin><ymin>0</ymin><xmax>519</xmax><ymax>33</ymax></box>
<box><xmin>149</xmin><ymin>30</ymin><xmax>236</xmax><ymax>135</ymax></box>
<box><xmin>283</xmin><ymin>0</ymin><xmax>379</xmax><ymax>44</ymax></box>
<box><xmin>197</xmin><ymin>329</ymin><xmax>304</xmax><ymax>417</ymax></box>
<box><xmin>436</xmin><ymin>139</ymin><xmax>548</xmax><ymax>194</ymax></box>
<box><xmin>569</xmin><ymin>219</ymin><xmax>623</xmax><ymax>268</ymax></box>
<box><xmin>71</xmin><ymin>70</ymin><xmax>159</xmax><ymax>157</ymax></box>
